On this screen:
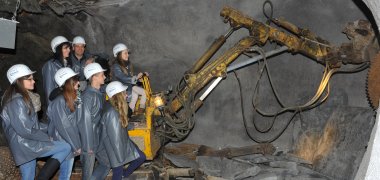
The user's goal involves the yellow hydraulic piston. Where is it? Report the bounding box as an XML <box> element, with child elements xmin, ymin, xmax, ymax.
<box><xmin>220</xmin><ymin>6</ymin><xmax>332</xmax><ymax>65</ymax></box>
<box><xmin>169</xmin><ymin>36</ymin><xmax>256</xmax><ymax>114</ymax></box>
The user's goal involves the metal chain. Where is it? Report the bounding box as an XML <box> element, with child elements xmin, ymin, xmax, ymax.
<box><xmin>12</xmin><ymin>0</ymin><xmax>21</xmax><ymax>21</ymax></box>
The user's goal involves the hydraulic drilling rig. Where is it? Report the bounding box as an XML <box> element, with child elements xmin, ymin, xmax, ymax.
<box><xmin>127</xmin><ymin>6</ymin><xmax>380</xmax><ymax>160</ymax></box>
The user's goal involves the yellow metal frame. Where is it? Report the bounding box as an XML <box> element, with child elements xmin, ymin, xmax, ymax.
<box><xmin>128</xmin><ymin>76</ymin><xmax>161</xmax><ymax>160</ymax></box>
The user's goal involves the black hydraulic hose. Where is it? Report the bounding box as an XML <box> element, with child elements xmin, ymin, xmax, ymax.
<box><xmin>335</xmin><ymin>62</ymin><xmax>369</xmax><ymax>74</ymax></box>
<box><xmin>234</xmin><ymin>70</ymin><xmax>298</xmax><ymax>143</ymax></box>
<box><xmin>251</xmin><ymin>46</ymin><xmax>287</xmax><ymax>109</ymax></box>
<box><xmin>263</xmin><ymin>0</ymin><xmax>274</xmax><ymax>25</ymax></box>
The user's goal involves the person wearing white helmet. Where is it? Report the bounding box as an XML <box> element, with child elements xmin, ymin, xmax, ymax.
<box><xmin>47</xmin><ymin>67</ymin><xmax>82</xmax><ymax>180</ymax></box>
<box><xmin>1</xmin><ymin>64</ymin><xmax>71</xmax><ymax>180</ymax></box>
<box><xmin>42</xmin><ymin>35</ymin><xmax>72</xmax><ymax>105</ymax></box>
<box><xmin>110</xmin><ymin>43</ymin><xmax>148</xmax><ymax>115</ymax></box>
<box><xmin>92</xmin><ymin>81</ymin><xmax>146</xmax><ymax>179</ymax></box>
<box><xmin>78</xmin><ymin>63</ymin><xmax>106</xmax><ymax>180</ymax></box>
<box><xmin>70</xmin><ymin>36</ymin><xmax>94</xmax><ymax>91</ymax></box>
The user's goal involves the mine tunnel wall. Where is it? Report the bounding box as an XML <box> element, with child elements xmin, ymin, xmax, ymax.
<box><xmin>0</xmin><ymin>0</ymin><xmax>377</xmax><ymax>179</ymax></box>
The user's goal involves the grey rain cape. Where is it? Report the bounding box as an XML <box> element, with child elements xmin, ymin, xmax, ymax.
<box><xmin>78</xmin><ymin>86</ymin><xmax>104</xmax><ymax>153</ymax></box>
<box><xmin>96</xmin><ymin>102</ymin><xmax>140</xmax><ymax>168</ymax></box>
<box><xmin>42</xmin><ymin>58</ymin><xmax>70</xmax><ymax>105</ymax></box>
<box><xmin>47</xmin><ymin>95</ymin><xmax>81</xmax><ymax>159</ymax></box>
<box><xmin>1</xmin><ymin>93</ymin><xmax>54</xmax><ymax>166</ymax></box>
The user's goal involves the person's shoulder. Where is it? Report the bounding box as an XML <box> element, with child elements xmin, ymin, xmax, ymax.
<box><xmin>111</xmin><ymin>63</ymin><xmax>121</xmax><ymax>69</ymax></box>
<box><xmin>3</xmin><ymin>93</ymin><xmax>26</xmax><ymax>108</ymax></box>
<box><xmin>82</xmin><ymin>87</ymin><xmax>91</xmax><ymax>94</ymax></box>
<box><xmin>43</xmin><ymin>58</ymin><xmax>60</xmax><ymax>68</ymax></box>
<box><xmin>45</xmin><ymin>57</ymin><xmax>57</xmax><ymax>63</ymax></box>
<box><xmin>42</xmin><ymin>58</ymin><xmax>53</xmax><ymax>66</ymax></box>
<box><xmin>49</xmin><ymin>88</ymin><xmax>62</xmax><ymax>101</ymax></box>
<box><xmin>83</xmin><ymin>86</ymin><xmax>101</xmax><ymax>95</ymax></box>
<box><xmin>8</xmin><ymin>93</ymin><xmax>23</xmax><ymax>104</ymax></box>
<box><xmin>103</xmin><ymin>102</ymin><xmax>116</xmax><ymax>113</ymax></box>
<box><xmin>103</xmin><ymin>101</ymin><xmax>112</xmax><ymax>109</ymax></box>
<box><xmin>81</xmin><ymin>90</ymin><xmax>96</xmax><ymax>103</ymax></box>
<box><xmin>50</xmin><ymin>94</ymin><xmax>64</xmax><ymax>104</ymax></box>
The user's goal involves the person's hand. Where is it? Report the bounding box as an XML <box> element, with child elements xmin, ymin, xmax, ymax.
<box><xmin>88</xmin><ymin>150</ymin><xmax>94</xmax><ymax>155</ymax></box>
<box><xmin>74</xmin><ymin>148</ymin><xmax>81</xmax><ymax>155</ymax></box>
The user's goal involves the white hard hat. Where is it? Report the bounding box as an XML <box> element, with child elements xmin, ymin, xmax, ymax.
<box><xmin>106</xmin><ymin>81</ymin><xmax>128</xmax><ymax>98</ymax></box>
<box><xmin>7</xmin><ymin>64</ymin><xmax>36</xmax><ymax>84</ymax></box>
<box><xmin>54</xmin><ymin>67</ymin><xmax>78</xmax><ymax>87</ymax></box>
<box><xmin>84</xmin><ymin>63</ymin><xmax>106</xmax><ymax>80</ymax></box>
<box><xmin>72</xmin><ymin>36</ymin><xmax>86</xmax><ymax>45</ymax></box>
<box><xmin>112</xmin><ymin>43</ymin><xmax>128</xmax><ymax>57</ymax></box>
<box><xmin>51</xmin><ymin>36</ymin><xmax>69</xmax><ymax>53</ymax></box>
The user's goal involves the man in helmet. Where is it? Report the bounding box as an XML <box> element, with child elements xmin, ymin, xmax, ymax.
<box><xmin>70</xmin><ymin>36</ymin><xmax>93</xmax><ymax>91</ymax></box>
<box><xmin>42</xmin><ymin>36</ymin><xmax>72</xmax><ymax>106</ymax></box>
<box><xmin>79</xmin><ymin>63</ymin><xmax>106</xmax><ymax>180</ymax></box>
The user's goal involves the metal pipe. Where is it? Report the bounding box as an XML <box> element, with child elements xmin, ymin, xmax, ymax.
<box><xmin>198</xmin><ymin>46</ymin><xmax>288</xmax><ymax>101</ymax></box>
<box><xmin>227</xmin><ymin>46</ymin><xmax>288</xmax><ymax>72</ymax></box>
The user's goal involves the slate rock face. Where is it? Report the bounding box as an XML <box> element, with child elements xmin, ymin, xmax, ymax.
<box><xmin>311</xmin><ymin>107</ymin><xmax>375</xmax><ymax>180</ymax></box>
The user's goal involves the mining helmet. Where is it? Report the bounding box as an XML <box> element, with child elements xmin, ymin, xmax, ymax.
<box><xmin>112</xmin><ymin>43</ymin><xmax>128</xmax><ymax>57</ymax></box>
<box><xmin>84</xmin><ymin>63</ymin><xmax>106</xmax><ymax>80</ymax></box>
<box><xmin>54</xmin><ymin>67</ymin><xmax>78</xmax><ymax>87</ymax></box>
<box><xmin>7</xmin><ymin>64</ymin><xmax>36</xmax><ymax>84</ymax></box>
<box><xmin>51</xmin><ymin>36</ymin><xmax>69</xmax><ymax>53</ymax></box>
<box><xmin>72</xmin><ymin>36</ymin><xmax>86</xmax><ymax>45</ymax></box>
<box><xmin>106</xmin><ymin>81</ymin><xmax>128</xmax><ymax>98</ymax></box>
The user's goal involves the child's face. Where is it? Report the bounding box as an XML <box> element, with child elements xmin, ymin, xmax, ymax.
<box><xmin>22</xmin><ymin>75</ymin><xmax>35</xmax><ymax>90</ymax></box>
<box><xmin>93</xmin><ymin>72</ymin><xmax>106</xmax><ymax>85</ymax></box>
<box><xmin>121</xmin><ymin>50</ymin><xmax>129</xmax><ymax>61</ymax></box>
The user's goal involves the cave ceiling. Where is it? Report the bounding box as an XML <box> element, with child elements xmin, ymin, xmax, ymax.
<box><xmin>0</xmin><ymin>0</ymin><xmax>128</xmax><ymax>16</ymax></box>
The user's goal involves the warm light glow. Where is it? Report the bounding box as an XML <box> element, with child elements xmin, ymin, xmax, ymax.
<box><xmin>154</xmin><ymin>95</ymin><xmax>164</xmax><ymax>108</ymax></box>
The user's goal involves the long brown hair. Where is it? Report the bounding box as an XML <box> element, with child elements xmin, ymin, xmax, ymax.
<box><xmin>1</xmin><ymin>75</ymin><xmax>33</xmax><ymax>114</ymax></box>
<box><xmin>62</xmin><ymin>76</ymin><xmax>78</xmax><ymax>112</ymax></box>
<box><xmin>109</xmin><ymin>92</ymin><xmax>129</xmax><ymax>128</ymax></box>
<box><xmin>54</xmin><ymin>42</ymin><xmax>72</xmax><ymax>67</ymax></box>
<box><xmin>109</xmin><ymin>52</ymin><xmax>134</xmax><ymax>79</ymax></box>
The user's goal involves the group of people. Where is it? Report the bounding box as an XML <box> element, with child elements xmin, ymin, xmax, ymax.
<box><xmin>0</xmin><ymin>35</ymin><xmax>148</xmax><ymax>180</ymax></box>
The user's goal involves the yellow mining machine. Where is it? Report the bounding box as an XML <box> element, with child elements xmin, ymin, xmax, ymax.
<box><xmin>128</xmin><ymin>6</ymin><xmax>380</xmax><ymax>160</ymax></box>
<box><xmin>1</xmin><ymin>5</ymin><xmax>379</xmax><ymax>179</ymax></box>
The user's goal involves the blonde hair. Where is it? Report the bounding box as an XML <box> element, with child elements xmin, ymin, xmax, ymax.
<box><xmin>109</xmin><ymin>92</ymin><xmax>129</xmax><ymax>128</ymax></box>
